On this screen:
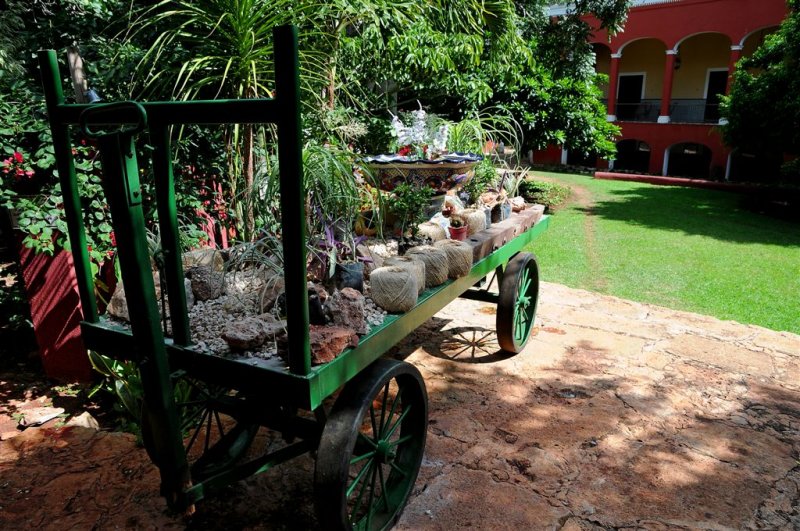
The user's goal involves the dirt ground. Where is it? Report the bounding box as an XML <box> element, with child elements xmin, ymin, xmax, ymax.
<box><xmin>2</xmin><ymin>281</ymin><xmax>799</xmax><ymax>530</ymax></box>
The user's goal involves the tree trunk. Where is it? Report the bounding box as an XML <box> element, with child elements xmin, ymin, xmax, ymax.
<box><xmin>328</xmin><ymin>62</ymin><xmax>336</xmax><ymax>110</ymax></box>
<box><xmin>67</xmin><ymin>46</ymin><xmax>88</xmax><ymax>103</ymax></box>
<box><xmin>242</xmin><ymin>123</ymin><xmax>255</xmax><ymax>240</ymax></box>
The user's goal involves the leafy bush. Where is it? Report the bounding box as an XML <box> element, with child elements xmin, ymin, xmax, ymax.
<box><xmin>389</xmin><ymin>182</ymin><xmax>434</xmax><ymax>237</ymax></box>
<box><xmin>518</xmin><ymin>179</ymin><xmax>571</xmax><ymax>211</ymax></box>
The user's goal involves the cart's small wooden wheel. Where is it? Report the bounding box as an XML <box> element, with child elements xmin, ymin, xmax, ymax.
<box><xmin>315</xmin><ymin>359</ymin><xmax>428</xmax><ymax>531</ymax></box>
<box><xmin>141</xmin><ymin>380</ymin><xmax>258</xmax><ymax>481</ymax></box>
<box><xmin>497</xmin><ymin>252</ymin><xmax>540</xmax><ymax>353</ymax></box>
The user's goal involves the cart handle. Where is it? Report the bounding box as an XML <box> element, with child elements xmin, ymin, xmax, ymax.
<box><xmin>79</xmin><ymin>101</ymin><xmax>148</xmax><ymax>140</ymax></box>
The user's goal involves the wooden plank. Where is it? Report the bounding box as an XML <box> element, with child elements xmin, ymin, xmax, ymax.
<box><xmin>465</xmin><ymin>206</ymin><xmax>543</xmax><ymax>262</ymax></box>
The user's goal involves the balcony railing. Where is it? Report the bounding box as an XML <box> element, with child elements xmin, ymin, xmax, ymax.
<box><xmin>603</xmin><ymin>98</ymin><xmax>722</xmax><ymax>124</ymax></box>
<box><xmin>615</xmin><ymin>99</ymin><xmax>661</xmax><ymax>122</ymax></box>
<box><xmin>669</xmin><ymin>99</ymin><xmax>721</xmax><ymax>123</ymax></box>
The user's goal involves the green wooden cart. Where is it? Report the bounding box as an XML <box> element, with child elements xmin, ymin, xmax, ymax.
<box><xmin>39</xmin><ymin>25</ymin><xmax>549</xmax><ymax>530</ymax></box>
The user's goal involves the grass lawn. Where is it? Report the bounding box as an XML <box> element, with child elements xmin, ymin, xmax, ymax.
<box><xmin>525</xmin><ymin>171</ymin><xmax>800</xmax><ymax>334</ymax></box>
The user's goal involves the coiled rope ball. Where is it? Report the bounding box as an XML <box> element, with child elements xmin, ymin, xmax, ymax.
<box><xmin>405</xmin><ymin>245</ymin><xmax>449</xmax><ymax>287</ymax></box>
<box><xmin>417</xmin><ymin>221</ymin><xmax>447</xmax><ymax>242</ymax></box>
<box><xmin>369</xmin><ymin>266</ymin><xmax>419</xmax><ymax>313</ymax></box>
<box><xmin>460</xmin><ymin>208</ymin><xmax>487</xmax><ymax>235</ymax></box>
<box><xmin>385</xmin><ymin>256</ymin><xmax>426</xmax><ymax>295</ymax></box>
<box><xmin>433</xmin><ymin>239</ymin><xmax>473</xmax><ymax>279</ymax></box>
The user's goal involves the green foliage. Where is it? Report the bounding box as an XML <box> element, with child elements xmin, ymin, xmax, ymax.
<box><xmin>721</xmin><ymin>0</ymin><xmax>800</xmax><ymax>180</ymax></box>
<box><xmin>88</xmin><ymin>351</ymin><xmax>143</xmax><ymax>433</ymax></box>
<box><xmin>463</xmin><ymin>158</ymin><xmax>498</xmax><ymax>204</ymax></box>
<box><xmin>492</xmin><ymin>72</ymin><xmax>619</xmax><ymax>157</ymax></box>
<box><xmin>446</xmin><ymin>110</ymin><xmax>522</xmax><ymax>154</ymax></box>
<box><xmin>388</xmin><ymin>182</ymin><xmax>434</xmax><ymax>237</ymax></box>
<box><xmin>518</xmin><ymin>178</ymin><xmax>572</xmax><ymax>211</ymax></box>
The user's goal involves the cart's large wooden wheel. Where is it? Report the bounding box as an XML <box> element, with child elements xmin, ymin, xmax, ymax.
<box><xmin>141</xmin><ymin>379</ymin><xmax>258</xmax><ymax>481</ymax></box>
<box><xmin>315</xmin><ymin>359</ymin><xmax>428</xmax><ymax>531</ymax></box>
<box><xmin>497</xmin><ymin>252</ymin><xmax>540</xmax><ymax>353</ymax></box>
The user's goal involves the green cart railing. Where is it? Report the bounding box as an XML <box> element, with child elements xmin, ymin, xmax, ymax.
<box><xmin>39</xmin><ymin>25</ymin><xmax>549</xmax><ymax>530</ymax></box>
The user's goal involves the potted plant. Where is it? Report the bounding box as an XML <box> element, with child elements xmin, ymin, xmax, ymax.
<box><xmin>354</xmin><ymin>182</ymin><xmax>384</xmax><ymax>238</ymax></box>
<box><xmin>388</xmin><ymin>182</ymin><xmax>435</xmax><ymax>252</ymax></box>
<box><xmin>448</xmin><ymin>215</ymin><xmax>468</xmax><ymax>241</ymax></box>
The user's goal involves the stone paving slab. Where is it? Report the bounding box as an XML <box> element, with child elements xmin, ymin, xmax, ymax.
<box><xmin>1</xmin><ymin>281</ymin><xmax>799</xmax><ymax>529</ymax></box>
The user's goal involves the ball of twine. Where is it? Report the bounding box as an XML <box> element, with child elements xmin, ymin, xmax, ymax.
<box><xmin>433</xmin><ymin>239</ymin><xmax>473</xmax><ymax>279</ymax></box>
<box><xmin>385</xmin><ymin>256</ymin><xmax>426</xmax><ymax>295</ymax></box>
<box><xmin>369</xmin><ymin>266</ymin><xmax>419</xmax><ymax>313</ymax></box>
<box><xmin>417</xmin><ymin>221</ymin><xmax>447</xmax><ymax>242</ymax></box>
<box><xmin>460</xmin><ymin>208</ymin><xmax>487</xmax><ymax>235</ymax></box>
<box><xmin>405</xmin><ymin>245</ymin><xmax>449</xmax><ymax>287</ymax></box>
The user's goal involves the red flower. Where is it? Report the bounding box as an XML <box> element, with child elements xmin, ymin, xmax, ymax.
<box><xmin>398</xmin><ymin>145</ymin><xmax>412</xmax><ymax>156</ymax></box>
<box><xmin>87</xmin><ymin>245</ymin><xmax>93</xmax><ymax>253</ymax></box>
<box><xmin>13</xmin><ymin>151</ymin><xmax>23</xmax><ymax>163</ymax></box>
<box><xmin>109</xmin><ymin>231</ymin><xmax>116</xmax><ymax>247</ymax></box>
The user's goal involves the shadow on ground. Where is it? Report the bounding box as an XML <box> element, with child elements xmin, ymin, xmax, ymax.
<box><xmin>3</xmin><ymin>309</ymin><xmax>798</xmax><ymax>530</ymax></box>
<box><xmin>578</xmin><ymin>185</ymin><xmax>800</xmax><ymax>247</ymax></box>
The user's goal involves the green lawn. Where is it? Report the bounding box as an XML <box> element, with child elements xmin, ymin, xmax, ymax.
<box><xmin>525</xmin><ymin>171</ymin><xmax>800</xmax><ymax>334</ymax></box>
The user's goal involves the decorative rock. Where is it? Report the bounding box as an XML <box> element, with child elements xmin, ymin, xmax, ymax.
<box><xmin>222</xmin><ymin>317</ymin><xmax>268</xmax><ymax>350</ymax></box>
<box><xmin>258</xmin><ymin>274</ymin><xmax>285</xmax><ymax>313</ymax></box>
<box><xmin>309</xmin><ymin>282</ymin><xmax>329</xmax><ymax>305</ymax></box>
<box><xmin>369</xmin><ymin>266</ymin><xmax>419</xmax><ymax>313</ymax></box>
<box><xmin>261</xmin><ymin>315</ymin><xmax>287</xmax><ymax>339</ymax></box>
<box><xmin>405</xmin><ymin>245</ymin><xmax>449</xmax><ymax>287</ymax></box>
<box><xmin>434</xmin><ymin>239</ymin><xmax>473</xmax><ymax>278</ymax></box>
<box><xmin>65</xmin><ymin>411</ymin><xmax>100</xmax><ymax>430</ymax></box>
<box><xmin>308</xmin><ymin>325</ymin><xmax>359</xmax><ymax>365</ymax></box>
<box><xmin>181</xmin><ymin>279</ymin><xmax>195</xmax><ymax>309</ymax></box>
<box><xmin>17</xmin><ymin>406</ymin><xmax>65</xmax><ymax>428</ymax></box>
<box><xmin>182</xmin><ymin>248</ymin><xmax>225</xmax><ymax>272</ymax></box>
<box><xmin>107</xmin><ymin>274</ymin><xmax>194</xmax><ymax>322</ymax></box>
<box><xmin>510</xmin><ymin>196</ymin><xmax>527</xmax><ymax>212</ymax></box>
<box><xmin>325</xmin><ymin>288</ymin><xmax>367</xmax><ymax>335</ymax></box>
<box><xmin>190</xmin><ymin>266</ymin><xmax>224</xmax><ymax>301</ymax></box>
<box><xmin>106</xmin><ymin>282</ymin><xmax>130</xmax><ymax>321</ymax></box>
<box><xmin>385</xmin><ymin>255</ymin><xmax>426</xmax><ymax>295</ymax></box>
<box><xmin>277</xmin><ymin>286</ymin><xmax>326</xmax><ymax>324</ymax></box>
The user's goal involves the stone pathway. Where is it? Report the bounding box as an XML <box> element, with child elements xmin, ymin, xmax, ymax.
<box><xmin>1</xmin><ymin>282</ymin><xmax>799</xmax><ymax>529</ymax></box>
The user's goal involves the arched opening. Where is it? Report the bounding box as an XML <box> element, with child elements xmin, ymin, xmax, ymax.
<box><xmin>667</xmin><ymin>142</ymin><xmax>712</xmax><ymax>178</ymax></box>
<box><xmin>671</xmin><ymin>33</ymin><xmax>731</xmax><ymax>123</ymax></box>
<box><xmin>567</xmin><ymin>150</ymin><xmax>598</xmax><ymax>167</ymax></box>
<box><xmin>741</xmin><ymin>26</ymin><xmax>779</xmax><ymax>56</ymax></box>
<box><xmin>614</xmin><ymin>139</ymin><xmax>651</xmax><ymax>173</ymax></box>
<box><xmin>592</xmin><ymin>42</ymin><xmax>612</xmax><ymax>100</ymax></box>
<box><xmin>615</xmin><ymin>38</ymin><xmax>667</xmax><ymax>122</ymax></box>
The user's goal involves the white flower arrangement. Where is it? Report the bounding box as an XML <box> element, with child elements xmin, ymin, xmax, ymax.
<box><xmin>389</xmin><ymin>104</ymin><xmax>449</xmax><ymax>159</ymax></box>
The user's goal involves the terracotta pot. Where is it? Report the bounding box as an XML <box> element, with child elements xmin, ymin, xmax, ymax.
<box><xmin>355</xmin><ymin>210</ymin><xmax>378</xmax><ymax>237</ymax></box>
<box><xmin>448</xmin><ymin>224</ymin><xmax>468</xmax><ymax>241</ymax></box>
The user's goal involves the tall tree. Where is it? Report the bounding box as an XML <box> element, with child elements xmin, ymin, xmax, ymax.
<box><xmin>721</xmin><ymin>0</ymin><xmax>799</xmax><ymax>179</ymax></box>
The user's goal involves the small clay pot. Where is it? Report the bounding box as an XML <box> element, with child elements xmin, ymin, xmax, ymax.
<box><xmin>449</xmin><ymin>224</ymin><xmax>468</xmax><ymax>241</ymax></box>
